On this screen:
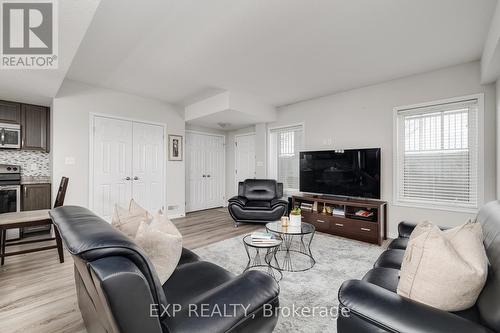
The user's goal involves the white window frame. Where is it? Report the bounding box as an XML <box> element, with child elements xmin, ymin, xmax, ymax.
<box><xmin>393</xmin><ymin>94</ymin><xmax>484</xmax><ymax>213</ymax></box>
<box><xmin>267</xmin><ymin>123</ymin><xmax>305</xmax><ymax>194</ymax></box>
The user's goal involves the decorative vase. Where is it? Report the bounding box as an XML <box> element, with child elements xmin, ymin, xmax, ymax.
<box><xmin>289</xmin><ymin>214</ymin><xmax>301</xmax><ymax>227</ymax></box>
<box><xmin>281</xmin><ymin>216</ymin><xmax>289</xmax><ymax>227</ymax></box>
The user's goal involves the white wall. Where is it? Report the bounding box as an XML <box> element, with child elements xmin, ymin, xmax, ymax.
<box><xmin>270</xmin><ymin>61</ymin><xmax>496</xmax><ymax>237</ymax></box>
<box><xmin>185</xmin><ymin>124</ymin><xmax>227</xmax><ymax>136</ymax></box>
<box><xmin>254</xmin><ymin>123</ymin><xmax>267</xmax><ymax>178</ymax></box>
<box><xmin>52</xmin><ymin>79</ymin><xmax>186</xmax><ymax>217</ymax></box>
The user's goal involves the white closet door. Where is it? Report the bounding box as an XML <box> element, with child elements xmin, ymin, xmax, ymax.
<box><xmin>93</xmin><ymin>117</ymin><xmax>133</xmax><ymax>221</ymax></box>
<box><xmin>132</xmin><ymin>122</ymin><xmax>165</xmax><ymax>214</ymax></box>
<box><xmin>186</xmin><ymin>133</ymin><xmax>206</xmax><ymax>212</ymax></box>
<box><xmin>186</xmin><ymin>132</ymin><xmax>225</xmax><ymax>212</ymax></box>
<box><xmin>204</xmin><ymin>135</ymin><xmax>225</xmax><ymax>209</ymax></box>
<box><xmin>235</xmin><ymin>134</ymin><xmax>256</xmax><ymax>190</ymax></box>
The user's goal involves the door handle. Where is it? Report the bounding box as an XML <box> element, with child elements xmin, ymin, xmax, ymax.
<box><xmin>24</xmin><ymin>186</ymin><xmax>27</xmax><ymax>197</ymax></box>
<box><xmin>133</xmin><ymin>176</ymin><xmax>139</xmax><ymax>180</ymax></box>
<box><xmin>1</xmin><ymin>128</ymin><xmax>4</xmax><ymax>146</ymax></box>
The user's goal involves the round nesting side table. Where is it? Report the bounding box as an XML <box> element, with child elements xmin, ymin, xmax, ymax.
<box><xmin>243</xmin><ymin>234</ymin><xmax>283</xmax><ymax>282</ymax></box>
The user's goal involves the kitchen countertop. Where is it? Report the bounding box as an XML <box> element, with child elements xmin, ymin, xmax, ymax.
<box><xmin>21</xmin><ymin>176</ymin><xmax>51</xmax><ymax>185</ymax></box>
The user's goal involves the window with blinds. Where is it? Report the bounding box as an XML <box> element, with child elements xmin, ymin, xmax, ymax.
<box><xmin>269</xmin><ymin>125</ymin><xmax>303</xmax><ymax>191</ymax></box>
<box><xmin>395</xmin><ymin>98</ymin><xmax>479</xmax><ymax>209</ymax></box>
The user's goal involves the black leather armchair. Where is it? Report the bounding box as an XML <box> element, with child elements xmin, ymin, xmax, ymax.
<box><xmin>228</xmin><ymin>179</ymin><xmax>288</xmax><ymax>227</ymax></box>
<box><xmin>337</xmin><ymin>200</ymin><xmax>500</xmax><ymax>333</ymax></box>
<box><xmin>50</xmin><ymin>206</ymin><xmax>280</xmax><ymax>333</ymax></box>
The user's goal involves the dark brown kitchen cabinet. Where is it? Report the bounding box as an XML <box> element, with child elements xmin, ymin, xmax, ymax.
<box><xmin>21</xmin><ymin>104</ymin><xmax>50</xmax><ymax>152</ymax></box>
<box><xmin>0</xmin><ymin>100</ymin><xmax>21</xmax><ymax>124</ymax></box>
<box><xmin>21</xmin><ymin>184</ymin><xmax>51</xmax><ymax>211</ymax></box>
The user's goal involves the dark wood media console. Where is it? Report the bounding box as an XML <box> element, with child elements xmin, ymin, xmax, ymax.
<box><xmin>292</xmin><ymin>194</ymin><xmax>387</xmax><ymax>245</ymax></box>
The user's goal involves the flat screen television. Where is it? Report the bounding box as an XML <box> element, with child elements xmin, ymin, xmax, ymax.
<box><xmin>299</xmin><ymin>148</ymin><xmax>381</xmax><ymax>199</ymax></box>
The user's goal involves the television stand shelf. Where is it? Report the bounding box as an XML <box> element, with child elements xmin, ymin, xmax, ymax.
<box><xmin>292</xmin><ymin>194</ymin><xmax>387</xmax><ymax>245</ymax></box>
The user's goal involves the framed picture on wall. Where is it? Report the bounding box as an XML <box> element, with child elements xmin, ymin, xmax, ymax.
<box><xmin>168</xmin><ymin>135</ymin><xmax>183</xmax><ymax>161</ymax></box>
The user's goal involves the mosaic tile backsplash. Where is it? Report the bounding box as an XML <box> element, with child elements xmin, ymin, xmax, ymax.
<box><xmin>0</xmin><ymin>150</ymin><xmax>50</xmax><ymax>177</ymax></box>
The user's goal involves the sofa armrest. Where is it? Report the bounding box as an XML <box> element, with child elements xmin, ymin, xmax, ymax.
<box><xmin>228</xmin><ymin>196</ymin><xmax>248</xmax><ymax>206</ymax></box>
<box><xmin>90</xmin><ymin>257</ymin><xmax>164</xmax><ymax>333</ymax></box>
<box><xmin>270</xmin><ymin>198</ymin><xmax>288</xmax><ymax>208</ymax></box>
<box><xmin>397</xmin><ymin>221</ymin><xmax>418</xmax><ymax>238</ymax></box>
<box><xmin>398</xmin><ymin>221</ymin><xmax>450</xmax><ymax>238</ymax></box>
<box><xmin>164</xmin><ymin>270</ymin><xmax>279</xmax><ymax>332</ymax></box>
<box><xmin>338</xmin><ymin>280</ymin><xmax>489</xmax><ymax>333</ymax></box>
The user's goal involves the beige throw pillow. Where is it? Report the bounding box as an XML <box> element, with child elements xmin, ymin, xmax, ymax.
<box><xmin>397</xmin><ymin>221</ymin><xmax>488</xmax><ymax>311</ymax></box>
<box><xmin>134</xmin><ymin>212</ymin><xmax>182</xmax><ymax>284</ymax></box>
<box><xmin>111</xmin><ymin>199</ymin><xmax>152</xmax><ymax>238</ymax></box>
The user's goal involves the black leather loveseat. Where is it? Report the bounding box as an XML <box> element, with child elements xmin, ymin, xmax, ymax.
<box><xmin>50</xmin><ymin>206</ymin><xmax>280</xmax><ymax>333</ymax></box>
<box><xmin>228</xmin><ymin>179</ymin><xmax>288</xmax><ymax>227</ymax></box>
<box><xmin>337</xmin><ymin>200</ymin><xmax>500</xmax><ymax>333</ymax></box>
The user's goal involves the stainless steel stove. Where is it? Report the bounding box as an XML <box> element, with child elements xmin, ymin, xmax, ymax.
<box><xmin>0</xmin><ymin>164</ymin><xmax>21</xmax><ymax>240</ymax></box>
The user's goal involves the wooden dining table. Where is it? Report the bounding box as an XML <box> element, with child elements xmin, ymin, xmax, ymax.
<box><xmin>0</xmin><ymin>209</ymin><xmax>64</xmax><ymax>265</ymax></box>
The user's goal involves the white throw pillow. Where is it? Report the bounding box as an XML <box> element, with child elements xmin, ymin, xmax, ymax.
<box><xmin>111</xmin><ymin>199</ymin><xmax>152</xmax><ymax>238</ymax></box>
<box><xmin>134</xmin><ymin>212</ymin><xmax>182</xmax><ymax>284</ymax></box>
<box><xmin>397</xmin><ymin>221</ymin><xmax>488</xmax><ymax>311</ymax></box>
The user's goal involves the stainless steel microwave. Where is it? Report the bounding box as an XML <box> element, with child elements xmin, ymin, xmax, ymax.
<box><xmin>0</xmin><ymin>123</ymin><xmax>21</xmax><ymax>149</ymax></box>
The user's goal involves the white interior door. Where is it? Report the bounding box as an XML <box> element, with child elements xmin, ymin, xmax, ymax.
<box><xmin>132</xmin><ymin>122</ymin><xmax>164</xmax><ymax>214</ymax></box>
<box><xmin>204</xmin><ymin>135</ymin><xmax>225</xmax><ymax>209</ymax></box>
<box><xmin>92</xmin><ymin>117</ymin><xmax>133</xmax><ymax>221</ymax></box>
<box><xmin>235</xmin><ymin>134</ymin><xmax>256</xmax><ymax>190</ymax></box>
<box><xmin>186</xmin><ymin>132</ymin><xmax>206</xmax><ymax>212</ymax></box>
<box><xmin>186</xmin><ymin>132</ymin><xmax>225</xmax><ymax>212</ymax></box>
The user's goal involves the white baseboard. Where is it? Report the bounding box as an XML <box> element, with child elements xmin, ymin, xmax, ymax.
<box><xmin>168</xmin><ymin>213</ymin><xmax>186</xmax><ymax>219</ymax></box>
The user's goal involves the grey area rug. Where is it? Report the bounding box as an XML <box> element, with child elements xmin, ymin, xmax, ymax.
<box><xmin>194</xmin><ymin>232</ymin><xmax>384</xmax><ymax>333</ymax></box>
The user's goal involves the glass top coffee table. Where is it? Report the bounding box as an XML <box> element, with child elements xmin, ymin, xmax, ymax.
<box><xmin>266</xmin><ymin>221</ymin><xmax>316</xmax><ymax>272</ymax></box>
<box><xmin>242</xmin><ymin>234</ymin><xmax>283</xmax><ymax>282</ymax></box>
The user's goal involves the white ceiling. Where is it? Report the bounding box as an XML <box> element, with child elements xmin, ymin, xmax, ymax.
<box><xmin>66</xmin><ymin>0</ymin><xmax>498</xmax><ymax>107</ymax></box>
<box><xmin>0</xmin><ymin>0</ymin><xmax>100</xmax><ymax>106</ymax></box>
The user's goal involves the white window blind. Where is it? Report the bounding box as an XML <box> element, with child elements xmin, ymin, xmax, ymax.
<box><xmin>395</xmin><ymin>99</ymin><xmax>479</xmax><ymax>209</ymax></box>
<box><xmin>269</xmin><ymin>125</ymin><xmax>303</xmax><ymax>191</ymax></box>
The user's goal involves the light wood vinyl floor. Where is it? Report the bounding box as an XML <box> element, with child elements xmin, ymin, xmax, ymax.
<box><xmin>0</xmin><ymin>208</ymin><xmax>259</xmax><ymax>333</ymax></box>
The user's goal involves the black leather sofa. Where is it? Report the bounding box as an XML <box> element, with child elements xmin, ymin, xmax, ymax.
<box><xmin>228</xmin><ymin>179</ymin><xmax>288</xmax><ymax>227</ymax></box>
<box><xmin>337</xmin><ymin>200</ymin><xmax>500</xmax><ymax>333</ymax></box>
<box><xmin>50</xmin><ymin>206</ymin><xmax>280</xmax><ymax>333</ymax></box>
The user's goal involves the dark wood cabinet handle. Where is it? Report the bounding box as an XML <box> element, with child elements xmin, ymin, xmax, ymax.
<box><xmin>361</xmin><ymin>227</ymin><xmax>371</xmax><ymax>232</ymax></box>
<box><xmin>316</xmin><ymin>219</ymin><xmax>325</xmax><ymax>223</ymax></box>
<box><xmin>335</xmin><ymin>223</ymin><xmax>344</xmax><ymax>227</ymax></box>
